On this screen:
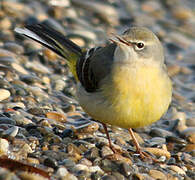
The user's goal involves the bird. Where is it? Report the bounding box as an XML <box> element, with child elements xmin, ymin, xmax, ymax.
<box><xmin>15</xmin><ymin>24</ymin><xmax>172</xmax><ymax>161</ymax></box>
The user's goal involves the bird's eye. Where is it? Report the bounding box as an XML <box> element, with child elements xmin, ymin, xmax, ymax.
<box><xmin>136</xmin><ymin>42</ymin><xmax>144</xmax><ymax>49</ymax></box>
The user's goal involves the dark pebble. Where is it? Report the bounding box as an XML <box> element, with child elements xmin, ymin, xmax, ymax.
<box><xmin>0</xmin><ymin>56</ymin><xmax>15</xmax><ymax>65</ymax></box>
<box><xmin>27</xmin><ymin>107</ymin><xmax>46</xmax><ymax>116</ymax></box>
<box><xmin>100</xmin><ymin>159</ymin><xmax>119</xmax><ymax>172</ymax></box>
<box><xmin>84</xmin><ymin>147</ymin><xmax>100</xmax><ymax>161</ymax></box>
<box><xmin>60</xmin><ymin>158</ymin><xmax>76</xmax><ymax>169</ymax></box>
<box><xmin>62</xmin><ymin>128</ymin><xmax>75</xmax><ymax>138</ymax></box>
<box><xmin>44</xmin><ymin>157</ymin><xmax>58</xmax><ymax>169</ymax></box>
<box><xmin>166</xmin><ymin>136</ymin><xmax>187</xmax><ymax>145</ymax></box>
<box><xmin>0</xmin><ymin>79</ymin><xmax>11</xmax><ymax>89</ymax></box>
<box><xmin>149</xmin><ymin>128</ymin><xmax>173</xmax><ymax>138</ymax></box>
<box><xmin>119</xmin><ymin>162</ymin><xmax>133</xmax><ymax>177</ymax></box>
<box><xmin>20</xmin><ymin>74</ymin><xmax>41</xmax><ymax>84</ymax></box>
<box><xmin>4</xmin><ymin>42</ymin><xmax>24</xmax><ymax>55</ymax></box>
<box><xmin>167</xmin><ymin>157</ymin><xmax>176</xmax><ymax>165</ymax></box>
<box><xmin>91</xmin><ymin>171</ymin><xmax>102</xmax><ymax>180</ymax></box>
<box><xmin>0</xmin><ymin>117</ymin><xmax>16</xmax><ymax>125</ymax></box>
<box><xmin>111</xmin><ymin>172</ymin><xmax>125</xmax><ymax>180</ymax></box>
<box><xmin>102</xmin><ymin>175</ymin><xmax>117</xmax><ymax>180</ymax></box>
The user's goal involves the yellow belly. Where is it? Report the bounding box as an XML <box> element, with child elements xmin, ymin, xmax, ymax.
<box><xmin>77</xmin><ymin>63</ymin><xmax>172</xmax><ymax>129</ymax></box>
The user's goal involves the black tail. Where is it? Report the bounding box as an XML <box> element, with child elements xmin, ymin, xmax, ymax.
<box><xmin>15</xmin><ymin>23</ymin><xmax>82</xmax><ymax>60</ymax></box>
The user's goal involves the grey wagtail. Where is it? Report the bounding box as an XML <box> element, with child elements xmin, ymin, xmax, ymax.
<box><xmin>15</xmin><ymin>24</ymin><xmax>172</xmax><ymax>160</ymax></box>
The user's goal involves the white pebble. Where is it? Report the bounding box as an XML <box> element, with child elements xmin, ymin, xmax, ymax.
<box><xmin>0</xmin><ymin>89</ymin><xmax>10</xmax><ymax>101</ymax></box>
<box><xmin>0</xmin><ymin>138</ymin><xmax>9</xmax><ymax>155</ymax></box>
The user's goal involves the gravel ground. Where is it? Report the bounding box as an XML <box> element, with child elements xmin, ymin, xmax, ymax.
<box><xmin>0</xmin><ymin>0</ymin><xmax>194</xmax><ymax>179</ymax></box>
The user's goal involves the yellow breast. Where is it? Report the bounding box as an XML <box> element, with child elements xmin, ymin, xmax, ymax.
<box><xmin>99</xmin><ymin>63</ymin><xmax>172</xmax><ymax>128</ymax></box>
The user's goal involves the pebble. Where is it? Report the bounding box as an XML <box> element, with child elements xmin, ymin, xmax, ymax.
<box><xmin>4</xmin><ymin>42</ymin><xmax>24</xmax><ymax>55</ymax></box>
<box><xmin>101</xmin><ymin>145</ymin><xmax>114</xmax><ymax>157</ymax></box>
<box><xmin>44</xmin><ymin>157</ymin><xmax>58</xmax><ymax>169</ymax></box>
<box><xmin>0</xmin><ymin>117</ymin><xmax>16</xmax><ymax>125</ymax></box>
<box><xmin>186</xmin><ymin>117</ymin><xmax>195</xmax><ymax>127</ymax></box>
<box><xmin>25</xmin><ymin>61</ymin><xmax>51</xmax><ymax>74</ymax></box>
<box><xmin>71</xmin><ymin>0</ymin><xmax>119</xmax><ymax>26</ymax></box>
<box><xmin>180</xmin><ymin>127</ymin><xmax>195</xmax><ymax>137</ymax></box>
<box><xmin>11</xmin><ymin>63</ymin><xmax>29</xmax><ymax>74</ymax></box>
<box><xmin>17</xmin><ymin>171</ymin><xmax>48</xmax><ymax>180</ymax></box>
<box><xmin>0</xmin><ymin>89</ymin><xmax>10</xmax><ymax>101</ymax></box>
<box><xmin>149</xmin><ymin>128</ymin><xmax>173</xmax><ymax>138</ymax></box>
<box><xmin>168</xmin><ymin>165</ymin><xmax>186</xmax><ymax>176</ymax></box>
<box><xmin>144</xmin><ymin>147</ymin><xmax>171</xmax><ymax>159</ymax></box>
<box><xmin>0</xmin><ymin>138</ymin><xmax>9</xmax><ymax>155</ymax></box>
<box><xmin>0</xmin><ymin>18</ymin><xmax>12</xmax><ymax>30</ymax></box>
<box><xmin>119</xmin><ymin>162</ymin><xmax>132</xmax><ymax>177</ymax></box>
<box><xmin>149</xmin><ymin>169</ymin><xmax>167</xmax><ymax>180</ymax></box>
<box><xmin>46</xmin><ymin>111</ymin><xmax>67</xmax><ymax>123</ymax></box>
<box><xmin>2</xmin><ymin>126</ymin><xmax>19</xmax><ymax>138</ymax></box>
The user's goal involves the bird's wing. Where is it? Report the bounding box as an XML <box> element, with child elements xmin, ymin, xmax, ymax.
<box><xmin>77</xmin><ymin>43</ymin><xmax>116</xmax><ymax>92</ymax></box>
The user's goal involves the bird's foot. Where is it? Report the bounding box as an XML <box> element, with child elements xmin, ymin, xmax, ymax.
<box><xmin>136</xmin><ymin>149</ymin><xmax>161</xmax><ymax>163</ymax></box>
<box><xmin>110</xmin><ymin>145</ymin><xmax>124</xmax><ymax>154</ymax></box>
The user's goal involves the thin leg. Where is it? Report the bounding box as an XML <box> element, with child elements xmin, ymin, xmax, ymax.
<box><xmin>102</xmin><ymin>123</ymin><xmax>116</xmax><ymax>153</ymax></box>
<box><xmin>128</xmin><ymin>128</ymin><xmax>142</xmax><ymax>154</ymax></box>
<box><xmin>128</xmin><ymin>128</ymin><xmax>160</xmax><ymax>162</ymax></box>
<box><xmin>102</xmin><ymin>123</ymin><xmax>124</xmax><ymax>154</ymax></box>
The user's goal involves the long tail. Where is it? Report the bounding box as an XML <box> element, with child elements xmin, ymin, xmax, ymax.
<box><xmin>15</xmin><ymin>23</ymin><xmax>83</xmax><ymax>80</ymax></box>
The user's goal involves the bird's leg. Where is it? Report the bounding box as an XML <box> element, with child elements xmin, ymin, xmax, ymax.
<box><xmin>128</xmin><ymin>128</ymin><xmax>160</xmax><ymax>162</ymax></box>
<box><xmin>102</xmin><ymin>123</ymin><xmax>118</xmax><ymax>153</ymax></box>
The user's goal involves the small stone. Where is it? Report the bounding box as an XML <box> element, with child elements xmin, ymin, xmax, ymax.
<box><xmin>180</xmin><ymin>127</ymin><xmax>195</xmax><ymax>138</ymax></box>
<box><xmin>148</xmin><ymin>137</ymin><xmax>166</xmax><ymax>146</ymax></box>
<box><xmin>26</xmin><ymin>61</ymin><xmax>51</xmax><ymax>74</ymax></box>
<box><xmin>44</xmin><ymin>157</ymin><xmax>58</xmax><ymax>169</ymax></box>
<box><xmin>69</xmin><ymin>37</ymin><xmax>86</xmax><ymax>47</ymax></box>
<box><xmin>4</xmin><ymin>42</ymin><xmax>24</xmax><ymax>54</ymax></box>
<box><xmin>168</xmin><ymin>165</ymin><xmax>186</xmax><ymax>176</ymax></box>
<box><xmin>119</xmin><ymin>162</ymin><xmax>133</xmax><ymax>177</ymax></box>
<box><xmin>11</xmin><ymin>63</ymin><xmax>29</xmax><ymax>75</ymax></box>
<box><xmin>0</xmin><ymin>89</ymin><xmax>10</xmax><ymax>101</ymax></box>
<box><xmin>106</xmin><ymin>154</ymin><xmax>132</xmax><ymax>165</ymax></box>
<box><xmin>111</xmin><ymin>172</ymin><xmax>125</xmax><ymax>180</ymax></box>
<box><xmin>27</xmin><ymin>157</ymin><xmax>40</xmax><ymax>164</ymax></box>
<box><xmin>56</xmin><ymin>167</ymin><xmax>69</xmax><ymax>177</ymax></box>
<box><xmin>84</xmin><ymin>147</ymin><xmax>100</xmax><ymax>161</ymax></box>
<box><xmin>144</xmin><ymin>147</ymin><xmax>171</xmax><ymax>159</ymax></box>
<box><xmin>17</xmin><ymin>143</ymin><xmax>33</xmax><ymax>158</ymax></box>
<box><xmin>0</xmin><ymin>138</ymin><xmax>9</xmax><ymax>155</ymax></box>
<box><xmin>46</xmin><ymin>111</ymin><xmax>67</xmax><ymax>123</ymax></box>
<box><xmin>172</xmin><ymin>6</ymin><xmax>193</xmax><ymax>20</ymax></box>
<box><xmin>186</xmin><ymin>117</ymin><xmax>195</xmax><ymax>127</ymax></box>
<box><xmin>150</xmin><ymin>128</ymin><xmax>173</xmax><ymax>138</ymax></box>
<box><xmin>102</xmin><ymin>175</ymin><xmax>117</xmax><ymax>180</ymax></box>
<box><xmin>43</xmin><ymin>48</ymin><xmax>58</xmax><ymax>61</ymax></box>
<box><xmin>54</xmin><ymin>79</ymin><xmax>66</xmax><ymax>91</ymax></box>
<box><xmin>64</xmin><ymin>173</ymin><xmax>78</xmax><ymax>180</ymax></box>
<box><xmin>2</xmin><ymin>126</ymin><xmax>18</xmax><ymax>138</ymax></box>
<box><xmin>101</xmin><ymin>145</ymin><xmax>114</xmax><ymax>157</ymax></box>
<box><xmin>5</xmin><ymin>102</ymin><xmax>25</xmax><ymax>109</ymax></box>
<box><xmin>149</xmin><ymin>169</ymin><xmax>167</xmax><ymax>180</ymax></box>
<box><xmin>0</xmin><ymin>117</ymin><xmax>16</xmax><ymax>125</ymax></box>
<box><xmin>79</xmin><ymin>158</ymin><xmax>92</xmax><ymax>166</ymax></box>
<box><xmin>0</xmin><ymin>18</ymin><xmax>12</xmax><ymax>30</ymax></box>
<box><xmin>186</xmin><ymin>133</ymin><xmax>195</xmax><ymax>144</ymax></box>
<box><xmin>17</xmin><ymin>171</ymin><xmax>48</xmax><ymax>180</ymax></box>
<box><xmin>61</xmin><ymin>158</ymin><xmax>76</xmax><ymax>169</ymax></box>
<box><xmin>89</xmin><ymin>166</ymin><xmax>104</xmax><ymax>174</ymax></box>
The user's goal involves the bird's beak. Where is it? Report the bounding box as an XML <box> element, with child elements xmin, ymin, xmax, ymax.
<box><xmin>109</xmin><ymin>35</ymin><xmax>133</xmax><ymax>47</ymax></box>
